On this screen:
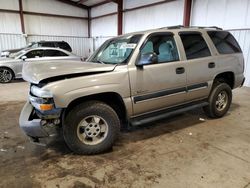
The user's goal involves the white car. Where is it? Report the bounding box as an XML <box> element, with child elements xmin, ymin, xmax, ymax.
<box><xmin>0</xmin><ymin>47</ymin><xmax>81</xmax><ymax>83</ymax></box>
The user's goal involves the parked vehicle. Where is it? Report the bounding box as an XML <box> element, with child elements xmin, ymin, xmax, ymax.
<box><xmin>0</xmin><ymin>47</ymin><xmax>80</xmax><ymax>83</ymax></box>
<box><xmin>20</xmin><ymin>26</ymin><xmax>245</xmax><ymax>155</ymax></box>
<box><xmin>1</xmin><ymin>41</ymin><xmax>72</xmax><ymax>57</ymax></box>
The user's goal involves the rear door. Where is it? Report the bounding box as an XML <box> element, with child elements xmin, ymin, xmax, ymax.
<box><xmin>179</xmin><ymin>31</ymin><xmax>216</xmax><ymax>101</ymax></box>
<box><xmin>129</xmin><ymin>32</ymin><xmax>187</xmax><ymax>116</ymax></box>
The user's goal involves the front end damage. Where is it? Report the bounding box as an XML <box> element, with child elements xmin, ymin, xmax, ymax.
<box><xmin>19</xmin><ymin>85</ymin><xmax>62</xmax><ymax>145</ymax></box>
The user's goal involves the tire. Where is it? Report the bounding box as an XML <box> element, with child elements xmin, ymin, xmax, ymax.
<box><xmin>63</xmin><ymin>101</ymin><xmax>120</xmax><ymax>155</ymax></box>
<box><xmin>0</xmin><ymin>67</ymin><xmax>14</xmax><ymax>83</ymax></box>
<box><xmin>203</xmin><ymin>82</ymin><xmax>232</xmax><ymax>118</ymax></box>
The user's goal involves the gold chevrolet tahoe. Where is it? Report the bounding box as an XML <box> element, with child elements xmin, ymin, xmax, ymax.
<box><xmin>19</xmin><ymin>26</ymin><xmax>245</xmax><ymax>155</ymax></box>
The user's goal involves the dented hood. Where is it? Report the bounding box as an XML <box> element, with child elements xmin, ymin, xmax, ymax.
<box><xmin>22</xmin><ymin>60</ymin><xmax>116</xmax><ymax>84</ymax></box>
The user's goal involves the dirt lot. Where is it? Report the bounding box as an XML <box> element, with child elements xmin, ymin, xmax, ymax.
<box><xmin>0</xmin><ymin>80</ymin><xmax>250</xmax><ymax>188</ymax></box>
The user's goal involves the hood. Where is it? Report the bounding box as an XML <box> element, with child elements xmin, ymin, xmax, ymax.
<box><xmin>22</xmin><ymin>60</ymin><xmax>117</xmax><ymax>84</ymax></box>
<box><xmin>0</xmin><ymin>57</ymin><xmax>16</xmax><ymax>63</ymax></box>
<box><xmin>2</xmin><ymin>48</ymin><xmax>24</xmax><ymax>53</ymax></box>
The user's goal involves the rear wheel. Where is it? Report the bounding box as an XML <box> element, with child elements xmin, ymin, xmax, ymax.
<box><xmin>63</xmin><ymin>101</ymin><xmax>120</xmax><ymax>155</ymax></box>
<box><xmin>0</xmin><ymin>68</ymin><xmax>13</xmax><ymax>83</ymax></box>
<box><xmin>203</xmin><ymin>82</ymin><xmax>232</xmax><ymax>118</ymax></box>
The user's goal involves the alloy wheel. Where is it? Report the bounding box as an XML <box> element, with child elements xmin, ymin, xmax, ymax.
<box><xmin>0</xmin><ymin>69</ymin><xmax>12</xmax><ymax>83</ymax></box>
<box><xmin>77</xmin><ymin>115</ymin><xmax>109</xmax><ymax>145</ymax></box>
<box><xmin>215</xmin><ymin>91</ymin><xmax>228</xmax><ymax>111</ymax></box>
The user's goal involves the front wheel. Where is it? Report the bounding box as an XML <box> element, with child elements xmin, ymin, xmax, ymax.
<box><xmin>203</xmin><ymin>82</ymin><xmax>232</xmax><ymax>118</ymax></box>
<box><xmin>63</xmin><ymin>101</ymin><xmax>120</xmax><ymax>155</ymax></box>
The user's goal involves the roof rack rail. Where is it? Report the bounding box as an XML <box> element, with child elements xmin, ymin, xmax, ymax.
<box><xmin>159</xmin><ymin>25</ymin><xmax>185</xmax><ymax>30</ymax></box>
<box><xmin>159</xmin><ymin>25</ymin><xmax>223</xmax><ymax>30</ymax></box>
<box><xmin>191</xmin><ymin>26</ymin><xmax>223</xmax><ymax>30</ymax></box>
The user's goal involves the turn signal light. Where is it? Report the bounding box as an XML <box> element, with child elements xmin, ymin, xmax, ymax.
<box><xmin>40</xmin><ymin>104</ymin><xmax>53</xmax><ymax>111</ymax></box>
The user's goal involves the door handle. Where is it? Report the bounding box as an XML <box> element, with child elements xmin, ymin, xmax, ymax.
<box><xmin>208</xmin><ymin>62</ymin><xmax>215</xmax><ymax>68</ymax></box>
<box><xmin>176</xmin><ymin>67</ymin><xmax>185</xmax><ymax>74</ymax></box>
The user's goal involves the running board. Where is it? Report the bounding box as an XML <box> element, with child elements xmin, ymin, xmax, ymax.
<box><xmin>130</xmin><ymin>101</ymin><xmax>209</xmax><ymax>126</ymax></box>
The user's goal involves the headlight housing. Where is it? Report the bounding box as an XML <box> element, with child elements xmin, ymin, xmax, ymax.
<box><xmin>31</xmin><ymin>85</ymin><xmax>53</xmax><ymax>98</ymax></box>
<box><xmin>30</xmin><ymin>86</ymin><xmax>54</xmax><ymax>111</ymax></box>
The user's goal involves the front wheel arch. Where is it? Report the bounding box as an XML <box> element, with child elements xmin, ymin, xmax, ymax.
<box><xmin>62</xmin><ymin>92</ymin><xmax>128</xmax><ymax>126</ymax></box>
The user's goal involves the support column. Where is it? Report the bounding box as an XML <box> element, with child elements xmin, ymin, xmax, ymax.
<box><xmin>18</xmin><ymin>0</ymin><xmax>25</xmax><ymax>34</ymax></box>
<box><xmin>183</xmin><ymin>0</ymin><xmax>192</xmax><ymax>27</ymax></box>
<box><xmin>88</xmin><ymin>8</ymin><xmax>91</xmax><ymax>38</ymax></box>
<box><xmin>117</xmin><ymin>0</ymin><xmax>123</xmax><ymax>35</ymax></box>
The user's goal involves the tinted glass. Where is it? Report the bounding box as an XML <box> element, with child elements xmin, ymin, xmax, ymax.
<box><xmin>39</xmin><ymin>42</ymin><xmax>55</xmax><ymax>47</ymax></box>
<box><xmin>180</xmin><ymin>33</ymin><xmax>211</xmax><ymax>60</ymax></box>
<box><xmin>25</xmin><ymin>50</ymin><xmax>44</xmax><ymax>58</ymax></box>
<box><xmin>44</xmin><ymin>50</ymin><xmax>68</xmax><ymax>57</ymax></box>
<box><xmin>141</xmin><ymin>34</ymin><xmax>179</xmax><ymax>63</ymax></box>
<box><xmin>207</xmin><ymin>31</ymin><xmax>242</xmax><ymax>54</ymax></box>
<box><xmin>58</xmin><ymin>42</ymin><xmax>72</xmax><ymax>52</ymax></box>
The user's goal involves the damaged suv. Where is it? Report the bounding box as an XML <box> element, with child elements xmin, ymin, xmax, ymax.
<box><xmin>20</xmin><ymin>26</ymin><xmax>245</xmax><ymax>154</ymax></box>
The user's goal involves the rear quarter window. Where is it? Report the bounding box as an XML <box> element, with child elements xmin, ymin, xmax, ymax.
<box><xmin>207</xmin><ymin>31</ymin><xmax>242</xmax><ymax>54</ymax></box>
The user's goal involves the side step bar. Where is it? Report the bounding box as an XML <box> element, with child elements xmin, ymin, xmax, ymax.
<box><xmin>130</xmin><ymin>101</ymin><xmax>209</xmax><ymax>126</ymax></box>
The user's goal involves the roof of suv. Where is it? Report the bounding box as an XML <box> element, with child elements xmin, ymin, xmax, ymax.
<box><xmin>119</xmin><ymin>25</ymin><xmax>224</xmax><ymax>37</ymax></box>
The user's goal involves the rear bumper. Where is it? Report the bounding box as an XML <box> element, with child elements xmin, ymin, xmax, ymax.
<box><xmin>19</xmin><ymin>102</ymin><xmax>58</xmax><ymax>139</ymax></box>
<box><xmin>234</xmin><ymin>74</ymin><xmax>245</xmax><ymax>88</ymax></box>
<box><xmin>241</xmin><ymin>77</ymin><xmax>245</xmax><ymax>87</ymax></box>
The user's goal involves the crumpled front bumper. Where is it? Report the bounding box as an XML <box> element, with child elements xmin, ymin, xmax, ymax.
<box><xmin>19</xmin><ymin>102</ymin><xmax>58</xmax><ymax>139</ymax></box>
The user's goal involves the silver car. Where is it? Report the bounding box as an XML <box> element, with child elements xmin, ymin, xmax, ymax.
<box><xmin>0</xmin><ymin>47</ymin><xmax>81</xmax><ymax>83</ymax></box>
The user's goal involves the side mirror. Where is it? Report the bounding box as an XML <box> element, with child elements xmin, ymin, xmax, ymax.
<box><xmin>21</xmin><ymin>56</ymin><xmax>27</xmax><ymax>61</ymax></box>
<box><xmin>136</xmin><ymin>52</ymin><xmax>158</xmax><ymax>66</ymax></box>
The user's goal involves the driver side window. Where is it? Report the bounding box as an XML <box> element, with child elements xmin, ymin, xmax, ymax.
<box><xmin>25</xmin><ymin>50</ymin><xmax>44</xmax><ymax>58</ymax></box>
<box><xmin>141</xmin><ymin>34</ymin><xmax>179</xmax><ymax>64</ymax></box>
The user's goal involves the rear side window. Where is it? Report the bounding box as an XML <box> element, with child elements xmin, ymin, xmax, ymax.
<box><xmin>44</xmin><ymin>50</ymin><xmax>68</xmax><ymax>57</ymax></box>
<box><xmin>39</xmin><ymin>42</ymin><xmax>55</xmax><ymax>47</ymax></box>
<box><xmin>180</xmin><ymin>32</ymin><xmax>211</xmax><ymax>60</ymax></box>
<box><xmin>58</xmin><ymin>42</ymin><xmax>72</xmax><ymax>52</ymax></box>
<box><xmin>207</xmin><ymin>31</ymin><xmax>242</xmax><ymax>54</ymax></box>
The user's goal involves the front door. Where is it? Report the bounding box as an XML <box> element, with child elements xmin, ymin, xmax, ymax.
<box><xmin>129</xmin><ymin>33</ymin><xmax>187</xmax><ymax>116</ymax></box>
<box><xmin>15</xmin><ymin>49</ymin><xmax>44</xmax><ymax>77</ymax></box>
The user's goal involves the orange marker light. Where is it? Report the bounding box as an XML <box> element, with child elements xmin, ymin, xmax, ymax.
<box><xmin>40</xmin><ymin>104</ymin><xmax>53</xmax><ymax>111</ymax></box>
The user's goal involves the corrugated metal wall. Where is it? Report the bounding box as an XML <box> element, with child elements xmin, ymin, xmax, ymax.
<box><xmin>123</xmin><ymin>0</ymin><xmax>184</xmax><ymax>33</ymax></box>
<box><xmin>0</xmin><ymin>33</ymin><xmax>26</xmax><ymax>52</ymax></box>
<box><xmin>0</xmin><ymin>0</ymin><xmax>90</xmax><ymax>57</ymax></box>
<box><xmin>91</xmin><ymin>2</ymin><xmax>117</xmax><ymax>37</ymax></box>
<box><xmin>27</xmin><ymin>35</ymin><xmax>93</xmax><ymax>58</ymax></box>
<box><xmin>0</xmin><ymin>0</ymin><xmax>250</xmax><ymax>86</ymax></box>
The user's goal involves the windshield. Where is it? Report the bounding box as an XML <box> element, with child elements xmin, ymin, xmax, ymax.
<box><xmin>88</xmin><ymin>34</ymin><xmax>142</xmax><ymax>64</ymax></box>
<box><xmin>9</xmin><ymin>50</ymin><xmax>27</xmax><ymax>58</ymax></box>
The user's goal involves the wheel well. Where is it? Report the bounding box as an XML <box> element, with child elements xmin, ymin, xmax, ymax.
<box><xmin>214</xmin><ymin>72</ymin><xmax>234</xmax><ymax>89</ymax></box>
<box><xmin>0</xmin><ymin>66</ymin><xmax>15</xmax><ymax>78</ymax></box>
<box><xmin>63</xmin><ymin>92</ymin><xmax>127</xmax><ymax>124</ymax></box>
